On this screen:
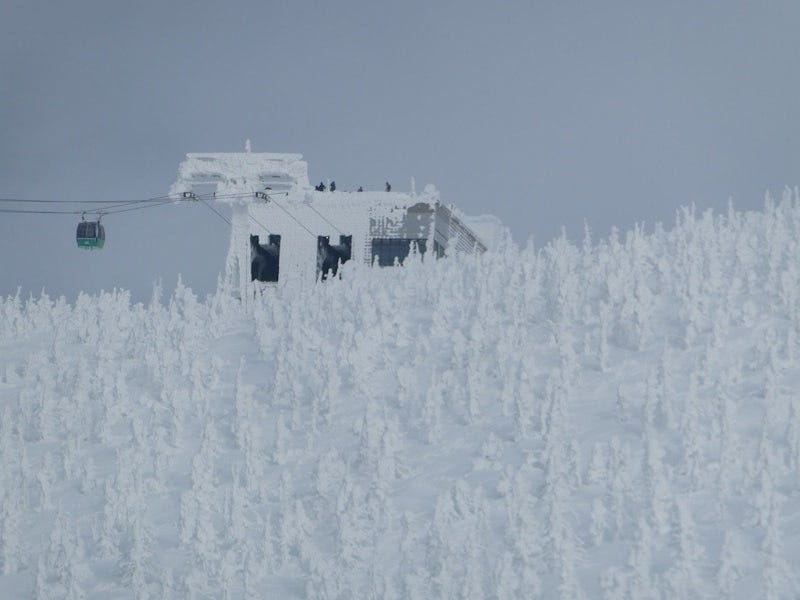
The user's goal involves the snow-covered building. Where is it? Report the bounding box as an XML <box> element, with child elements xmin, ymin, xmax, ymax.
<box><xmin>171</xmin><ymin>150</ymin><xmax>487</xmax><ymax>298</ymax></box>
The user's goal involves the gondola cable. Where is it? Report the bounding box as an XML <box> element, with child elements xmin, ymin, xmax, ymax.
<box><xmin>204</xmin><ymin>190</ymin><xmax>318</xmax><ymax>239</ymax></box>
<box><xmin>198</xmin><ymin>198</ymin><xmax>231</xmax><ymax>226</ymax></box>
<box><xmin>0</xmin><ymin>197</ymin><xmax>178</xmax><ymax>216</ymax></box>
<box><xmin>0</xmin><ymin>207</ymin><xmax>84</xmax><ymax>215</ymax></box>
<box><xmin>265</xmin><ymin>195</ymin><xmax>317</xmax><ymax>238</ymax></box>
<box><xmin>304</xmin><ymin>202</ymin><xmax>343</xmax><ymax>235</ymax></box>
<box><xmin>0</xmin><ymin>194</ymin><xmax>180</xmax><ymax>205</ymax></box>
<box><xmin>100</xmin><ymin>199</ymin><xmax>177</xmax><ymax>215</ymax></box>
<box><xmin>1</xmin><ymin>189</ymin><xmax>327</xmax><ymax>249</ymax></box>
<box><xmin>247</xmin><ymin>211</ymin><xmax>272</xmax><ymax>235</ymax></box>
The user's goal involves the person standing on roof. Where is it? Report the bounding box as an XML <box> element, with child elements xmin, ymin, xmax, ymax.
<box><xmin>385</xmin><ymin>181</ymin><xmax>391</xmax><ymax>192</ymax></box>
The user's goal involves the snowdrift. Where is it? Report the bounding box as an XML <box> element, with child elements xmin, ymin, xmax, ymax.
<box><xmin>1</xmin><ymin>192</ymin><xmax>799</xmax><ymax>598</ymax></box>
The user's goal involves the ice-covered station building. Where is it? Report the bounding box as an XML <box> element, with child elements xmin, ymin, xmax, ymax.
<box><xmin>170</xmin><ymin>150</ymin><xmax>489</xmax><ymax>298</ymax></box>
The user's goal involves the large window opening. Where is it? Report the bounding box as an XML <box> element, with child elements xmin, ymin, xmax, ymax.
<box><xmin>317</xmin><ymin>235</ymin><xmax>352</xmax><ymax>280</ymax></box>
<box><xmin>250</xmin><ymin>234</ymin><xmax>281</xmax><ymax>282</ymax></box>
<box><xmin>371</xmin><ymin>238</ymin><xmax>427</xmax><ymax>266</ymax></box>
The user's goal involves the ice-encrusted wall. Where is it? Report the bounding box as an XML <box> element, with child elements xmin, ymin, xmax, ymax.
<box><xmin>170</xmin><ymin>152</ymin><xmax>310</xmax><ymax>196</ymax></box>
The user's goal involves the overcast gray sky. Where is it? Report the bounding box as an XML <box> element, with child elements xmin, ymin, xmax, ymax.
<box><xmin>2</xmin><ymin>0</ymin><xmax>799</xmax><ymax>301</ymax></box>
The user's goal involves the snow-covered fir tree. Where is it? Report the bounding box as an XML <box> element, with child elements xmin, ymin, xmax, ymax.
<box><xmin>0</xmin><ymin>195</ymin><xmax>799</xmax><ymax>596</ymax></box>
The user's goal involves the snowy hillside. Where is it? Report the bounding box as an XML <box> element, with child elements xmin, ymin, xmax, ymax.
<box><xmin>1</xmin><ymin>193</ymin><xmax>800</xmax><ymax>598</ymax></box>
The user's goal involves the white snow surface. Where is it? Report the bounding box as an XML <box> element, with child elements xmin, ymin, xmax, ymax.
<box><xmin>1</xmin><ymin>193</ymin><xmax>800</xmax><ymax>598</ymax></box>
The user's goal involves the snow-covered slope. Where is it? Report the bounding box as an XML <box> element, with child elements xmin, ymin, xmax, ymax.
<box><xmin>1</xmin><ymin>193</ymin><xmax>800</xmax><ymax>598</ymax></box>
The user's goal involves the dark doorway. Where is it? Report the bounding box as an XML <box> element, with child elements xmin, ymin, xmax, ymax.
<box><xmin>317</xmin><ymin>235</ymin><xmax>352</xmax><ymax>280</ymax></box>
<box><xmin>370</xmin><ymin>238</ymin><xmax>427</xmax><ymax>266</ymax></box>
<box><xmin>251</xmin><ymin>234</ymin><xmax>281</xmax><ymax>282</ymax></box>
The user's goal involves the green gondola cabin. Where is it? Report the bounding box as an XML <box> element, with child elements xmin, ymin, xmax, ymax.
<box><xmin>76</xmin><ymin>220</ymin><xmax>105</xmax><ymax>249</ymax></box>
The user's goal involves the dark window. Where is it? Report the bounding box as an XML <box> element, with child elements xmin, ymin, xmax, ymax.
<box><xmin>371</xmin><ymin>238</ymin><xmax>427</xmax><ymax>266</ymax></box>
<box><xmin>317</xmin><ymin>235</ymin><xmax>352</xmax><ymax>280</ymax></box>
<box><xmin>77</xmin><ymin>222</ymin><xmax>103</xmax><ymax>239</ymax></box>
<box><xmin>250</xmin><ymin>234</ymin><xmax>281</xmax><ymax>282</ymax></box>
